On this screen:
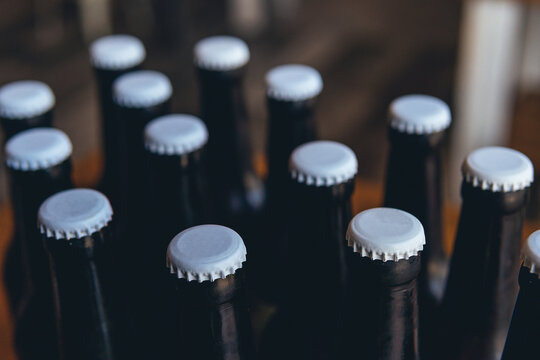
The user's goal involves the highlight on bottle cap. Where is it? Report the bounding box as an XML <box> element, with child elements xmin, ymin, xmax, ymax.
<box><xmin>0</xmin><ymin>80</ymin><xmax>55</xmax><ymax>119</ymax></box>
<box><xmin>289</xmin><ymin>140</ymin><xmax>358</xmax><ymax>186</ymax></box>
<box><xmin>346</xmin><ymin>207</ymin><xmax>425</xmax><ymax>261</ymax></box>
<box><xmin>90</xmin><ymin>34</ymin><xmax>146</xmax><ymax>70</ymax></box>
<box><xmin>462</xmin><ymin>146</ymin><xmax>534</xmax><ymax>192</ymax></box>
<box><xmin>522</xmin><ymin>230</ymin><xmax>540</xmax><ymax>276</ymax></box>
<box><xmin>113</xmin><ymin>70</ymin><xmax>172</xmax><ymax>108</ymax></box>
<box><xmin>5</xmin><ymin>128</ymin><xmax>72</xmax><ymax>171</ymax></box>
<box><xmin>194</xmin><ymin>36</ymin><xmax>250</xmax><ymax>71</ymax></box>
<box><xmin>266</xmin><ymin>64</ymin><xmax>323</xmax><ymax>101</ymax></box>
<box><xmin>389</xmin><ymin>94</ymin><xmax>451</xmax><ymax>134</ymax></box>
<box><xmin>167</xmin><ymin>224</ymin><xmax>247</xmax><ymax>282</ymax></box>
<box><xmin>38</xmin><ymin>189</ymin><xmax>113</xmax><ymax>240</ymax></box>
<box><xmin>144</xmin><ymin>114</ymin><xmax>208</xmax><ymax>156</ymax></box>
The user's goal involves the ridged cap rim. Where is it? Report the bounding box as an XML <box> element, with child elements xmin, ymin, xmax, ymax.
<box><xmin>166</xmin><ymin>225</ymin><xmax>247</xmax><ymax>282</ymax></box>
<box><xmin>266</xmin><ymin>64</ymin><xmax>323</xmax><ymax>101</ymax></box>
<box><xmin>89</xmin><ymin>34</ymin><xmax>146</xmax><ymax>70</ymax></box>
<box><xmin>389</xmin><ymin>94</ymin><xmax>451</xmax><ymax>134</ymax></box>
<box><xmin>38</xmin><ymin>189</ymin><xmax>113</xmax><ymax>240</ymax></box>
<box><xmin>0</xmin><ymin>80</ymin><xmax>55</xmax><ymax>119</ymax></box>
<box><xmin>113</xmin><ymin>70</ymin><xmax>172</xmax><ymax>108</ymax></box>
<box><xmin>194</xmin><ymin>36</ymin><xmax>250</xmax><ymax>71</ymax></box>
<box><xmin>346</xmin><ymin>207</ymin><xmax>426</xmax><ymax>261</ymax></box>
<box><xmin>5</xmin><ymin>128</ymin><xmax>72</xmax><ymax>171</ymax></box>
<box><xmin>144</xmin><ymin>114</ymin><xmax>208</xmax><ymax>155</ymax></box>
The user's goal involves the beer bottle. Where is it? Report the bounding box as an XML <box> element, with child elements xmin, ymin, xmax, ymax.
<box><xmin>346</xmin><ymin>207</ymin><xmax>425</xmax><ymax>360</ymax></box>
<box><xmin>194</xmin><ymin>36</ymin><xmax>264</xmax><ymax>233</ymax></box>
<box><xmin>259</xmin><ymin>65</ymin><xmax>322</xmax><ymax>300</ymax></box>
<box><xmin>5</xmin><ymin>128</ymin><xmax>72</xmax><ymax>360</ymax></box>
<box><xmin>259</xmin><ymin>140</ymin><xmax>357</xmax><ymax>360</ymax></box>
<box><xmin>112</xmin><ymin>70</ymin><xmax>172</xmax><ymax>240</ymax></box>
<box><xmin>167</xmin><ymin>224</ymin><xmax>255</xmax><ymax>359</ymax></box>
<box><xmin>89</xmin><ymin>34</ymin><xmax>145</xmax><ymax>199</ymax></box>
<box><xmin>441</xmin><ymin>146</ymin><xmax>533</xmax><ymax>360</ymax></box>
<box><xmin>0</xmin><ymin>80</ymin><xmax>55</xmax><ymax>142</ymax></box>
<box><xmin>382</xmin><ymin>94</ymin><xmax>451</xmax><ymax>356</ymax></box>
<box><xmin>501</xmin><ymin>230</ymin><xmax>540</xmax><ymax>359</ymax></box>
<box><xmin>139</xmin><ymin>113</ymin><xmax>210</xmax><ymax>357</ymax></box>
<box><xmin>38</xmin><ymin>188</ymin><xmax>125</xmax><ymax>360</ymax></box>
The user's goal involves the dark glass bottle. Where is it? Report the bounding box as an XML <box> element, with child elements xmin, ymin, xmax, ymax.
<box><xmin>194</xmin><ymin>36</ymin><xmax>264</xmax><ymax>237</ymax></box>
<box><xmin>346</xmin><ymin>207</ymin><xmax>425</xmax><ymax>360</ymax></box>
<box><xmin>501</xmin><ymin>230</ymin><xmax>540</xmax><ymax>359</ymax></box>
<box><xmin>258</xmin><ymin>65</ymin><xmax>322</xmax><ymax>300</ymax></box>
<box><xmin>139</xmin><ymin>113</ymin><xmax>210</xmax><ymax>358</ymax></box>
<box><xmin>4</xmin><ymin>128</ymin><xmax>73</xmax><ymax>360</ymax></box>
<box><xmin>441</xmin><ymin>146</ymin><xmax>533</xmax><ymax>360</ymax></box>
<box><xmin>0</xmin><ymin>80</ymin><xmax>55</xmax><ymax>142</ymax></box>
<box><xmin>39</xmin><ymin>189</ymin><xmax>126</xmax><ymax>360</ymax></box>
<box><xmin>167</xmin><ymin>224</ymin><xmax>255</xmax><ymax>360</ymax></box>
<box><xmin>89</xmin><ymin>34</ymin><xmax>145</xmax><ymax>200</ymax></box>
<box><xmin>382</xmin><ymin>95</ymin><xmax>451</xmax><ymax>357</ymax></box>
<box><xmin>259</xmin><ymin>140</ymin><xmax>357</xmax><ymax>360</ymax></box>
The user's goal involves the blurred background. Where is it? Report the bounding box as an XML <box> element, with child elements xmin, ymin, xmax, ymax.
<box><xmin>2</xmin><ymin>0</ymin><xmax>540</xmax><ymax>357</ymax></box>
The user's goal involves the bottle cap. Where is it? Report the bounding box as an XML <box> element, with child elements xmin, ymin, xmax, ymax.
<box><xmin>144</xmin><ymin>114</ymin><xmax>208</xmax><ymax>156</ymax></box>
<box><xmin>113</xmin><ymin>70</ymin><xmax>172</xmax><ymax>108</ymax></box>
<box><xmin>0</xmin><ymin>80</ymin><xmax>55</xmax><ymax>119</ymax></box>
<box><xmin>266</xmin><ymin>64</ymin><xmax>323</xmax><ymax>101</ymax></box>
<box><xmin>194</xmin><ymin>36</ymin><xmax>250</xmax><ymax>71</ymax></box>
<box><xmin>346</xmin><ymin>207</ymin><xmax>425</xmax><ymax>261</ymax></box>
<box><xmin>521</xmin><ymin>230</ymin><xmax>540</xmax><ymax>275</ymax></box>
<box><xmin>167</xmin><ymin>224</ymin><xmax>247</xmax><ymax>282</ymax></box>
<box><xmin>89</xmin><ymin>34</ymin><xmax>146</xmax><ymax>70</ymax></box>
<box><xmin>38</xmin><ymin>189</ymin><xmax>113</xmax><ymax>240</ymax></box>
<box><xmin>389</xmin><ymin>94</ymin><xmax>451</xmax><ymax>134</ymax></box>
<box><xmin>462</xmin><ymin>146</ymin><xmax>534</xmax><ymax>192</ymax></box>
<box><xmin>289</xmin><ymin>140</ymin><xmax>358</xmax><ymax>186</ymax></box>
<box><xmin>5</xmin><ymin>128</ymin><xmax>72</xmax><ymax>171</ymax></box>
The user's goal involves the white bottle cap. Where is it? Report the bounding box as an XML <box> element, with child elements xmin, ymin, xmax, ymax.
<box><xmin>0</xmin><ymin>80</ymin><xmax>55</xmax><ymax>119</ymax></box>
<box><xmin>38</xmin><ymin>188</ymin><xmax>113</xmax><ymax>240</ymax></box>
<box><xmin>144</xmin><ymin>114</ymin><xmax>208</xmax><ymax>156</ymax></box>
<box><xmin>113</xmin><ymin>70</ymin><xmax>172</xmax><ymax>108</ymax></box>
<box><xmin>194</xmin><ymin>36</ymin><xmax>250</xmax><ymax>71</ymax></box>
<box><xmin>89</xmin><ymin>34</ymin><xmax>146</xmax><ymax>70</ymax></box>
<box><xmin>521</xmin><ymin>230</ymin><xmax>540</xmax><ymax>276</ymax></box>
<box><xmin>462</xmin><ymin>146</ymin><xmax>534</xmax><ymax>192</ymax></box>
<box><xmin>289</xmin><ymin>140</ymin><xmax>358</xmax><ymax>186</ymax></box>
<box><xmin>167</xmin><ymin>224</ymin><xmax>247</xmax><ymax>282</ymax></box>
<box><xmin>5</xmin><ymin>128</ymin><xmax>72</xmax><ymax>171</ymax></box>
<box><xmin>389</xmin><ymin>94</ymin><xmax>451</xmax><ymax>134</ymax></box>
<box><xmin>266</xmin><ymin>64</ymin><xmax>323</xmax><ymax>101</ymax></box>
<box><xmin>346</xmin><ymin>207</ymin><xmax>425</xmax><ymax>261</ymax></box>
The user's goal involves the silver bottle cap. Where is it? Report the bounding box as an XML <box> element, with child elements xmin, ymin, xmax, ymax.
<box><xmin>113</xmin><ymin>70</ymin><xmax>172</xmax><ymax>108</ymax></box>
<box><xmin>266</xmin><ymin>64</ymin><xmax>323</xmax><ymax>101</ymax></box>
<box><xmin>389</xmin><ymin>94</ymin><xmax>451</xmax><ymax>134</ymax></box>
<box><xmin>0</xmin><ymin>80</ymin><xmax>55</xmax><ymax>119</ymax></box>
<box><xmin>90</xmin><ymin>34</ymin><xmax>146</xmax><ymax>70</ymax></box>
<box><xmin>194</xmin><ymin>36</ymin><xmax>250</xmax><ymax>71</ymax></box>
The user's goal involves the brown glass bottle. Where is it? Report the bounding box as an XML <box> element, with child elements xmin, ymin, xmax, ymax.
<box><xmin>441</xmin><ymin>146</ymin><xmax>533</xmax><ymax>360</ymax></box>
<box><xmin>4</xmin><ymin>128</ymin><xmax>72</xmax><ymax>360</ymax></box>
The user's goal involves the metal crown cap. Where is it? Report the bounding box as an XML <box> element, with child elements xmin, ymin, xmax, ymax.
<box><xmin>346</xmin><ymin>207</ymin><xmax>426</xmax><ymax>261</ymax></box>
<box><xmin>113</xmin><ymin>70</ymin><xmax>172</xmax><ymax>108</ymax></box>
<box><xmin>522</xmin><ymin>230</ymin><xmax>540</xmax><ymax>276</ymax></box>
<box><xmin>6</xmin><ymin>128</ymin><xmax>72</xmax><ymax>171</ymax></box>
<box><xmin>389</xmin><ymin>94</ymin><xmax>451</xmax><ymax>134</ymax></box>
<box><xmin>144</xmin><ymin>114</ymin><xmax>208</xmax><ymax>155</ymax></box>
<box><xmin>462</xmin><ymin>146</ymin><xmax>534</xmax><ymax>192</ymax></box>
<box><xmin>266</xmin><ymin>64</ymin><xmax>323</xmax><ymax>101</ymax></box>
<box><xmin>38</xmin><ymin>189</ymin><xmax>113</xmax><ymax>240</ymax></box>
<box><xmin>167</xmin><ymin>225</ymin><xmax>247</xmax><ymax>282</ymax></box>
<box><xmin>0</xmin><ymin>80</ymin><xmax>55</xmax><ymax>119</ymax></box>
<box><xmin>289</xmin><ymin>140</ymin><xmax>358</xmax><ymax>186</ymax></box>
<box><xmin>194</xmin><ymin>36</ymin><xmax>250</xmax><ymax>71</ymax></box>
<box><xmin>90</xmin><ymin>34</ymin><xmax>146</xmax><ymax>70</ymax></box>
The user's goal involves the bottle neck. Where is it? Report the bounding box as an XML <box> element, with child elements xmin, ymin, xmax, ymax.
<box><xmin>45</xmin><ymin>227</ymin><xmax>118</xmax><ymax>360</ymax></box>
<box><xmin>266</xmin><ymin>97</ymin><xmax>318</xmax><ymax>209</ymax></box>
<box><xmin>442</xmin><ymin>183</ymin><xmax>529</xmax><ymax>359</ymax></box>
<box><xmin>502</xmin><ymin>267</ymin><xmax>540</xmax><ymax>359</ymax></box>
<box><xmin>1</xmin><ymin>110</ymin><xmax>54</xmax><ymax>144</ymax></box>
<box><xmin>9</xmin><ymin>159</ymin><xmax>73</xmax><ymax>287</ymax></box>
<box><xmin>197</xmin><ymin>67</ymin><xmax>261</xmax><ymax>219</ymax></box>
<box><xmin>351</xmin><ymin>255</ymin><xmax>421</xmax><ymax>360</ymax></box>
<box><xmin>174</xmin><ymin>269</ymin><xmax>254</xmax><ymax>359</ymax></box>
